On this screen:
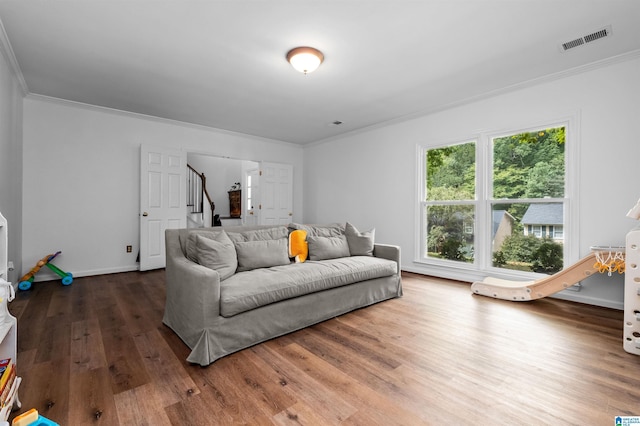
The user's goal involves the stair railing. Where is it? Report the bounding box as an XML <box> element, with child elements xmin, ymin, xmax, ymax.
<box><xmin>187</xmin><ymin>165</ymin><xmax>216</xmax><ymax>226</ymax></box>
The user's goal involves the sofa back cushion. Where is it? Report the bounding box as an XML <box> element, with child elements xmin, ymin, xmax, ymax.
<box><xmin>290</xmin><ymin>223</ymin><xmax>350</xmax><ymax>261</ymax></box>
<box><xmin>307</xmin><ymin>235</ymin><xmax>351</xmax><ymax>261</ymax></box>
<box><xmin>227</xmin><ymin>225</ymin><xmax>291</xmax><ymax>272</ymax></box>
<box><xmin>226</xmin><ymin>226</ymin><xmax>289</xmax><ymax>243</ymax></box>
<box><xmin>234</xmin><ymin>239</ymin><xmax>290</xmax><ymax>272</ymax></box>
<box><xmin>289</xmin><ymin>222</ymin><xmax>345</xmax><ymax>237</ymax></box>
<box><xmin>194</xmin><ymin>233</ymin><xmax>238</xmax><ymax>280</ymax></box>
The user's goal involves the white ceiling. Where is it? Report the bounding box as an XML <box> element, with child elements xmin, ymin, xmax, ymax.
<box><xmin>1</xmin><ymin>1</ymin><xmax>639</xmax><ymax>144</ymax></box>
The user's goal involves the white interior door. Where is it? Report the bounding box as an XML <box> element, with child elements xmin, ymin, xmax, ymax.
<box><xmin>259</xmin><ymin>162</ymin><xmax>293</xmax><ymax>225</ymax></box>
<box><xmin>140</xmin><ymin>144</ymin><xmax>186</xmax><ymax>271</ymax></box>
<box><xmin>244</xmin><ymin>168</ymin><xmax>260</xmax><ymax>226</ymax></box>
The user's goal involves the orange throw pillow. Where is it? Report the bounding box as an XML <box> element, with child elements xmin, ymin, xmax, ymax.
<box><xmin>288</xmin><ymin>229</ymin><xmax>308</xmax><ymax>263</ymax></box>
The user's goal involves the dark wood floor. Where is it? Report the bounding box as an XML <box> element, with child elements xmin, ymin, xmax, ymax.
<box><xmin>6</xmin><ymin>270</ymin><xmax>640</xmax><ymax>425</ymax></box>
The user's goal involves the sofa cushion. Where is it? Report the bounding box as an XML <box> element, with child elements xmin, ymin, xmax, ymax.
<box><xmin>289</xmin><ymin>222</ymin><xmax>345</xmax><ymax>237</ymax></box>
<box><xmin>345</xmin><ymin>222</ymin><xmax>375</xmax><ymax>256</ymax></box>
<box><xmin>220</xmin><ymin>256</ymin><xmax>398</xmax><ymax>317</ymax></box>
<box><xmin>227</xmin><ymin>226</ymin><xmax>289</xmax><ymax>243</ymax></box>
<box><xmin>234</xmin><ymin>238</ymin><xmax>291</xmax><ymax>272</ymax></box>
<box><xmin>195</xmin><ymin>232</ymin><xmax>237</xmax><ymax>280</ymax></box>
<box><xmin>307</xmin><ymin>235</ymin><xmax>350</xmax><ymax>261</ymax></box>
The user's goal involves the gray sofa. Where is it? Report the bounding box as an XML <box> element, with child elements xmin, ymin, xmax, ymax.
<box><xmin>163</xmin><ymin>223</ymin><xmax>403</xmax><ymax>366</ymax></box>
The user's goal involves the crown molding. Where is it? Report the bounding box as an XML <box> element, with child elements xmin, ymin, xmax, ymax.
<box><xmin>0</xmin><ymin>16</ymin><xmax>28</xmax><ymax>95</ymax></box>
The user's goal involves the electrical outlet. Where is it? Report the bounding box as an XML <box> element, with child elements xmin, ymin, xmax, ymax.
<box><xmin>126</xmin><ymin>245</ymin><xmax>132</xmax><ymax>253</ymax></box>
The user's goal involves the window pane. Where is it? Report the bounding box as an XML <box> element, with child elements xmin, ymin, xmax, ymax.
<box><xmin>493</xmin><ymin>127</ymin><xmax>565</xmax><ymax>199</ymax></box>
<box><xmin>491</xmin><ymin>203</ymin><xmax>563</xmax><ymax>274</ymax></box>
<box><xmin>426</xmin><ymin>142</ymin><xmax>475</xmax><ymax>201</ymax></box>
<box><xmin>553</xmin><ymin>226</ymin><xmax>564</xmax><ymax>239</ymax></box>
<box><xmin>426</xmin><ymin>204</ymin><xmax>474</xmax><ymax>263</ymax></box>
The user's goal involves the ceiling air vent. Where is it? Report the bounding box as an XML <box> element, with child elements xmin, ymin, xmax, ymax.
<box><xmin>561</xmin><ymin>25</ymin><xmax>612</xmax><ymax>52</ymax></box>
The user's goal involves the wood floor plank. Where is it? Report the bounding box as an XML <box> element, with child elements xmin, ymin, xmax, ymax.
<box><xmin>113</xmin><ymin>383</ymin><xmax>172</xmax><ymax>426</ymax></box>
<box><xmin>14</xmin><ymin>284</ymin><xmax>53</xmax><ymax>353</ymax></box>
<box><xmin>45</xmin><ymin>284</ymin><xmax>73</xmax><ymax>319</ymax></box>
<box><xmin>250</xmin><ymin>342</ymin><xmax>359</xmax><ymax>423</ymax></box>
<box><xmin>70</xmin><ymin>317</ymin><xmax>107</xmax><ymax>373</ymax></box>
<box><xmin>68</xmin><ymin>276</ymin><xmax>100</xmax><ymax>323</ymax></box>
<box><xmin>164</xmin><ymin>393</ymin><xmax>232</xmax><ymax>426</ymax></box>
<box><xmin>132</xmin><ymin>328</ymin><xmax>199</xmax><ymax>407</ymax></box>
<box><xmin>33</xmin><ymin>314</ymin><xmax>70</xmax><ymax>364</ymax></box>
<box><xmin>101</xmin><ymin>324</ymin><xmax>152</xmax><ymax>395</ymax></box>
<box><xmin>272</xmin><ymin>401</ymin><xmax>332</xmax><ymax>425</ymax></box>
<box><xmin>69</xmin><ymin>366</ymin><xmax>119</xmax><ymax>425</ymax></box>
<box><xmin>17</xmin><ymin>358</ymin><xmax>70</xmax><ymax>425</ymax></box>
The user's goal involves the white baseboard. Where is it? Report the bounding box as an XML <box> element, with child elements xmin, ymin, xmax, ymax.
<box><xmin>550</xmin><ymin>291</ymin><xmax>623</xmax><ymax>310</ymax></box>
<box><xmin>30</xmin><ymin>265</ymin><xmax>141</xmax><ymax>283</ymax></box>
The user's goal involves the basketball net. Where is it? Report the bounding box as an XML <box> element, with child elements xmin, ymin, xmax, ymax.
<box><xmin>591</xmin><ymin>246</ymin><xmax>625</xmax><ymax>276</ymax></box>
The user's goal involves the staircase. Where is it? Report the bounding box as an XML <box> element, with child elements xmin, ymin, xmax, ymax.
<box><xmin>187</xmin><ymin>165</ymin><xmax>216</xmax><ymax>227</ymax></box>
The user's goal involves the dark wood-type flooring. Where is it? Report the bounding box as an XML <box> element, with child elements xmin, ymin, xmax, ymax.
<box><xmin>6</xmin><ymin>270</ymin><xmax>640</xmax><ymax>425</ymax></box>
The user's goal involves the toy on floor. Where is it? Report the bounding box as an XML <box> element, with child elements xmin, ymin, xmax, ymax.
<box><xmin>471</xmin><ymin>246</ymin><xmax>625</xmax><ymax>301</ymax></box>
<box><xmin>18</xmin><ymin>252</ymin><xmax>72</xmax><ymax>291</ymax></box>
<box><xmin>11</xmin><ymin>408</ymin><xmax>58</xmax><ymax>426</ymax></box>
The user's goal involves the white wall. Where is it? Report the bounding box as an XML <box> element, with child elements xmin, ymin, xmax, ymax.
<box><xmin>0</xmin><ymin>43</ymin><xmax>23</xmax><ymax>284</ymax></box>
<box><xmin>22</xmin><ymin>97</ymin><xmax>303</xmax><ymax>280</ymax></box>
<box><xmin>304</xmin><ymin>55</ymin><xmax>640</xmax><ymax>309</ymax></box>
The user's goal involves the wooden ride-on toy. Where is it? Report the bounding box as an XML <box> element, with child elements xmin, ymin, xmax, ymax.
<box><xmin>18</xmin><ymin>251</ymin><xmax>73</xmax><ymax>291</ymax></box>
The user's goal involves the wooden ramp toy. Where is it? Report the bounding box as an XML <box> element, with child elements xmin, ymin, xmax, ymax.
<box><xmin>471</xmin><ymin>247</ymin><xmax>624</xmax><ymax>301</ymax></box>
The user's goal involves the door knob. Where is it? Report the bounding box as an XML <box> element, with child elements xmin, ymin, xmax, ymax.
<box><xmin>142</xmin><ymin>212</ymin><xmax>149</xmax><ymax>217</ymax></box>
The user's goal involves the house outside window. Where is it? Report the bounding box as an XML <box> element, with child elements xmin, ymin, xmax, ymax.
<box><xmin>420</xmin><ymin>123</ymin><xmax>572</xmax><ymax>276</ymax></box>
<box><xmin>522</xmin><ymin>203</ymin><xmax>564</xmax><ymax>243</ymax></box>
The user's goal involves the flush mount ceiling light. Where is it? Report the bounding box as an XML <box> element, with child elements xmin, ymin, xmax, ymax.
<box><xmin>286</xmin><ymin>46</ymin><xmax>324</xmax><ymax>74</ymax></box>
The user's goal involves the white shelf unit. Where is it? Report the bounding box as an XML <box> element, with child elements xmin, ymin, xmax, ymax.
<box><xmin>0</xmin><ymin>213</ymin><xmax>21</xmax><ymax>420</ymax></box>
<box><xmin>0</xmin><ymin>316</ymin><xmax>20</xmax><ymax>420</ymax></box>
<box><xmin>624</xmin><ymin>226</ymin><xmax>640</xmax><ymax>355</ymax></box>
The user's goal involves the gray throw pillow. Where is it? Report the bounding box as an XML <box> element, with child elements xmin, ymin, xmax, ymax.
<box><xmin>307</xmin><ymin>235</ymin><xmax>350</xmax><ymax>261</ymax></box>
<box><xmin>345</xmin><ymin>222</ymin><xmax>375</xmax><ymax>256</ymax></box>
<box><xmin>185</xmin><ymin>230</ymin><xmax>225</xmax><ymax>263</ymax></box>
<box><xmin>195</xmin><ymin>232</ymin><xmax>238</xmax><ymax>280</ymax></box>
<box><xmin>234</xmin><ymin>238</ymin><xmax>290</xmax><ymax>272</ymax></box>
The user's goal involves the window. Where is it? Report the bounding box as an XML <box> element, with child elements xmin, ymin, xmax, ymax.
<box><xmin>421</xmin><ymin>124</ymin><xmax>569</xmax><ymax>276</ymax></box>
<box><xmin>424</xmin><ymin>142</ymin><xmax>476</xmax><ymax>264</ymax></box>
<box><xmin>552</xmin><ymin>226</ymin><xmax>564</xmax><ymax>240</ymax></box>
<box><xmin>531</xmin><ymin>225</ymin><xmax>543</xmax><ymax>238</ymax></box>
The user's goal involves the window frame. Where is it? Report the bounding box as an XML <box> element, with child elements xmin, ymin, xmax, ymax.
<box><xmin>419</xmin><ymin>139</ymin><xmax>479</xmax><ymax>268</ymax></box>
<box><xmin>416</xmin><ymin>116</ymin><xmax>579</xmax><ymax>281</ymax></box>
